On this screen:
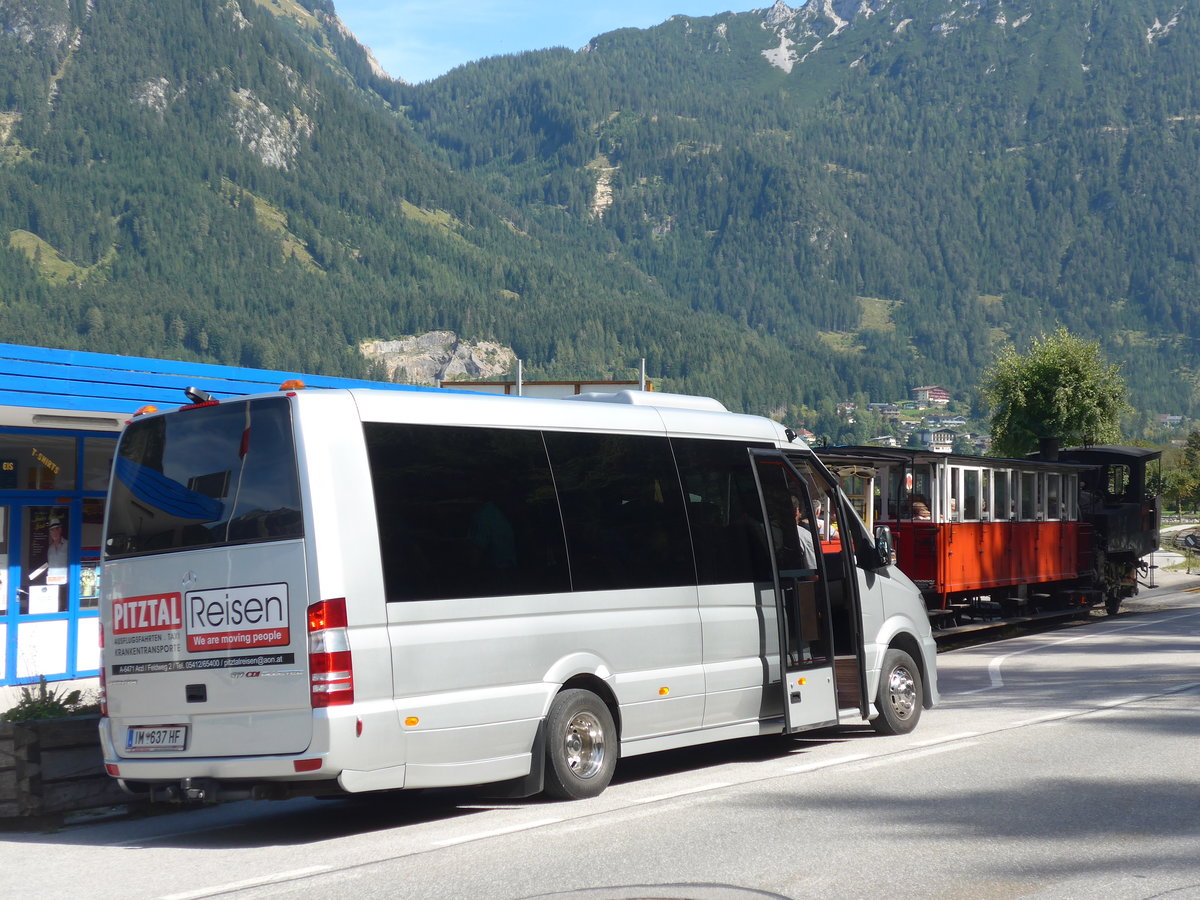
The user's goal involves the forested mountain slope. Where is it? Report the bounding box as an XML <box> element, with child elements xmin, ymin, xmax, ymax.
<box><xmin>0</xmin><ymin>0</ymin><xmax>799</xmax><ymax>409</ymax></box>
<box><xmin>396</xmin><ymin>0</ymin><xmax>1200</xmax><ymax>420</ymax></box>
<box><xmin>2</xmin><ymin>0</ymin><xmax>1199</xmax><ymax>421</ymax></box>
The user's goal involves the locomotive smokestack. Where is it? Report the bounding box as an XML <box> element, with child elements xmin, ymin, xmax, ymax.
<box><xmin>1038</xmin><ymin>437</ymin><xmax>1060</xmax><ymax>461</ymax></box>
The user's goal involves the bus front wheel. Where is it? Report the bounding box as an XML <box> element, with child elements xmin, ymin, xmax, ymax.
<box><xmin>873</xmin><ymin>648</ymin><xmax>922</xmax><ymax>735</ymax></box>
<box><xmin>543</xmin><ymin>689</ymin><xmax>618</xmax><ymax>800</ymax></box>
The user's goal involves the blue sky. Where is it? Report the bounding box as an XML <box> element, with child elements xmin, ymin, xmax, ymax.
<box><xmin>331</xmin><ymin>1</ymin><xmax>760</xmax><ymax>84</ymax></box>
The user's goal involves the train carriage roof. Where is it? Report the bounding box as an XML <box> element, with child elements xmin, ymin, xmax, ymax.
<box><xmin>1058</xmin><ymin>445</ymin><xmax>1162</xmax><ymax>465</ymax></box>
<box><xmin>814</xmin><ymin>445</ymin><xmax>1095</xmax><ymax>473</ymax></box>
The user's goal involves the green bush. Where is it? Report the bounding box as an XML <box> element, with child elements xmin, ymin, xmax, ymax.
<box><xmin>0</xmin><ymin>678</ymin><xmax>99</xmax><ymax>723</ymax></box>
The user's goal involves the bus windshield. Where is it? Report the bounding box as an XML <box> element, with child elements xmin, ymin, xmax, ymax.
<box><xmin>104</xmin><ymin>397</ymin><xmax>303</xmax><ymax>558</ymax></box>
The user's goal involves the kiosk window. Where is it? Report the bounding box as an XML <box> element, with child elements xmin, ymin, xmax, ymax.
<box><xmin>0</xmin><ymin>434</ymin><xmax>77</xmax><ymax>491</ymax></box>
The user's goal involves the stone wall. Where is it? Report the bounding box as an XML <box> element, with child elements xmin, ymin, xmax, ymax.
<box><xmin>0</xmin><ymin>715</ymin><xmax>127</xmax><ymax>826</ymax></box>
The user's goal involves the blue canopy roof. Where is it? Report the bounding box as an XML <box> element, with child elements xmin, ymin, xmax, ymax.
<box><xmin>0</xmin><ymin>342</ymin><xmax>421</xmax><ymax>415</ymax></box>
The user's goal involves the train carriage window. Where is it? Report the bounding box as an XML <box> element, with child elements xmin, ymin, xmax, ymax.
<box><xmin>885</xmin><ymin>466</ymin><xmax>905</xmax><ymax>521</ymax></box>
<box><xmin>1020</xmin><ymin>471</ymin><xmax>1038</xmax><ymax>520</ymax></box>
<box><xmin>908</xmin><ymin>464</ymin><xmax>934</xmax><ymax>521</ymax></box>
<box><xmin>1064</xmin><ymin>474</ymin><xmax>1077</xmax><ymax>520</ymax></box>
<box><xmin>948</xmin><ymin>467</ymin><xmax>961</xmax><ymax>521</ymax></box>
<box><xmin>963</xmin><ymin>470</ymin><xmax>980</xmax><ymax>521</ymax></box>
<box><xmin>1046</xmin><ymin>473</ymin><xmax>1061</xmax><ymax>520</ymax></box>
<box><xmin>993</xmin><ymin>470</ymin><xmax>1011</xmax><ymax>520</ymax></box>
<box><xmin>980</xmin><ymin>470</ymin><xmax>991</xmax><ymax>520</ymax></box>
<box><xmin>840</xmin><ymin>471</ymin><xmax>870</xmax><ymax>526</ymax></box>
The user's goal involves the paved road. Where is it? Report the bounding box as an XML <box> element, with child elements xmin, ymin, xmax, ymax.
<box><xmin>4</xmin><ymin>568</ymin><xmax>1200</xmax><ymax>900</ymax></box>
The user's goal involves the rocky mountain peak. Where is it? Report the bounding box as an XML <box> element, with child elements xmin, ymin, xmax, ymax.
<box><xmin>360</xmin><ymin>332</ymin><xmax>516</xmax><ymax>385</ymax></box>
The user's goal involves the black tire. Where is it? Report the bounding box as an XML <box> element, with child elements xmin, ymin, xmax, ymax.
<box><xmin>873</xmin><ymin>648</ymin><xmax>922</xmax><ymax>735</ymax></box>
<box><xmin>542</xmin><ymin>689</ymin><xmax>618</xmax><ymax>800</ymax></box>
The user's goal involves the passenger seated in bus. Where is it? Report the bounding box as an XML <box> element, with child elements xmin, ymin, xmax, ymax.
<box><xmin>910</xmin><ymin>495</ymin><xmax>932</xmax><ymax>520</ymax></box>
<box><xmin>467</xmin><ymin>500</ymin><xmax>517</xmax><ymax>570</ymax></box>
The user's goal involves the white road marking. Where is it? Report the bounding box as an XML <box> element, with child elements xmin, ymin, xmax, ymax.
<box><xmin>960</xmin><ymin>612</ymin><xmax>1199</xmax><ymax>693</ymax></box>
<box><xmin>910</xmin><ymin>731</ymin><xmax>980</xmax><ymax>747</ymax></box>
<box><xmin>851</xmin><ymin>742</ymin><xmax>979</xmax><ymax>769</ymax></box>
<box><xmin>158</xmin><ymin>866</ymin><xmax>332</xmax><ymax>900</ymax></box>
<box><xmin>1098</xmin><ymin>694</ymin><xmax>1151</xmax><ymax>708</ymax></box>
<box><xmin>431</xmin><ymin>817</ymin><xmax>562</xmax><ymax>847</ymax></box>
<box><xmin>110</xmin><ymin>823</ymin><xmax>248</xmax><ymax>847</ymax></box>
<box><xmin>1009</xmin><ymin>710</ymin><xmax>1074</xmax><ymax>727</ymax></box>
<box><xmin>633</xmin><ymin>783</ymin><xmax>731</xmax><ymax>804</ymax></box>
<box><xmin>787</xmin><ymin>753</ymin><xmax>870</xmax><ymax>773</ymax></box>
<box><xmin>1164</xmin><ymin>681</ymin><xmax>1200</xmax><ymax>694</ymax></box>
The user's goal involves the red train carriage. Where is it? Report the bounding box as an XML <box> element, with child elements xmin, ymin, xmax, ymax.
<box><xmin>815</xmin><ymin>445</ymin><xmax>1160</xmax><ymax>619</ymax></box>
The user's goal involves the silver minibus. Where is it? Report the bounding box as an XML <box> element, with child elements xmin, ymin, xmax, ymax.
<box><xmin>98</xmin><ymin>386</ymin><xmax>937</xmax><ymax>802</ymax></box>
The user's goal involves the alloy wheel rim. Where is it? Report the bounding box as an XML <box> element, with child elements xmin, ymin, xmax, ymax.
<box><xmin>888</xmin><ymin>666</ymin><xmax>917</xmax><ymax>719</ymax></box>
<box><xmin>563</xmin><ymin>711</ymin><xmax>605</xmax><ymax>779</ymax></box>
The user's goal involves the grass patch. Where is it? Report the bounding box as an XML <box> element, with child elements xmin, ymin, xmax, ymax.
<box><xmin>7</xmin><ymin>230</ymin><xmax>113</xmax><ymax>285</ymax></box>
<box><xmin>247</xmin><ymin>194</ymin><xmax>320</xmax><ymax>271</ymax></box>
<box><xmin>400</xmin><ymin>199</ymin><xmax>460</xmax><ymax>232</ymax></box>
<box><xmin>221</xmin><ymin>178</ymin><xmax>321</xmax><ymax>271</ymax></box>
<box><xmin>250</xmin><ymin>0</ymin><xmax>320</xmax><ymax>27</ymax></box>
<box><xmin>823</xmin><ymin>162</ymin><xmax>869</xmax><ymax>182</ymax></box>
<box><xmin>1123</xmin><ymin>331</ymin><xmax>1162</xmax><ymax>348</ymax></box>
<box><xmin>0</xmin><ymin>112</ymin><xmax>31</xmax><ymax>165</ymax></box>
<box><xmin>857</xmin><ymin>296</ymin><xmax>899</xmax><ymax>330</ymax></box>
<box><xmin>818</xmin><ymin>331</ymin><xmax>863</xmax><ymax>354</ymax></box>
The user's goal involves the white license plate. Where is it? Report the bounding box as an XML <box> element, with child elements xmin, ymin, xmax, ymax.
<box><xmin>126</xmin><ymin>725</ymin><xmax>188</xmax><ymax>752</ymax></box>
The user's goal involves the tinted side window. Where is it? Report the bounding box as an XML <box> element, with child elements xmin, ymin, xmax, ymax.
<box><xmin>543</xmin><ymin>431</ymin><xmax>694</xmax><ymax>591</ymax></box>
<box><xmin>365</xmin><ymin>423</ymin><xmax>570</xmax><ymax>602</ymax></box>
<box><xmin>671</xmin><ymin>438</ymin><xmax>773</xmax><ymax>585</ymax></box>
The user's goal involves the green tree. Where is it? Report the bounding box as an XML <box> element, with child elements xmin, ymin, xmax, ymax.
<box><xmin>1161</xmin><ymin>466</ymin><xmax>1197</xmax><ymax>517</ymax></box>
<box><xmin>982</xmin><ymin>328</ymin><xmax>1130</xmax><ymax>458</ymax></box>
<box><xmin>951</xmin><ymin>434</ymin><xmax>976</xmax><ymax>455</ymax></box>
<box><xmin>1163</xmin><ymin>429</ymin><xmax>1200</xmax><ymax>515</ymax></box>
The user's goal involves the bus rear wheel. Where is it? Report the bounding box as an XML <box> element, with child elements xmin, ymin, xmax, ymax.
<box><xmin>543</xmin><ymin>689</ymin><xmax>618</xmax><ymax>800</ymax></box>
<box><xmin>873</xmin><ymin>649</ymin><xmax>922</xmax><ymax>735</ymax></box>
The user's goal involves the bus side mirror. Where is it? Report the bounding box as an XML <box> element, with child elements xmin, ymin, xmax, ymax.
<box><xmin>878</xmin><ymin>525</ymin><xmax>897</xmax><ymax>566</ymax></box>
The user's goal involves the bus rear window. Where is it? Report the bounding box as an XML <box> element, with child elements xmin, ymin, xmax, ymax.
<box><xmin>105</xmin><ymin>397</ymin><xmax>303</xmax><ymax>557</ymax></box>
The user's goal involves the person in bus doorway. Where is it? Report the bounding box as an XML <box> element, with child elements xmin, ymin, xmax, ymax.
<box><xmin>46</xmin><ymin>517</ymin><xmax>69</xmax><ymax>585</ymax></box>
<box><xmin>792</xmin><ymin>495</ymin><xmax>818</xmax><ymax>569</ymax></box>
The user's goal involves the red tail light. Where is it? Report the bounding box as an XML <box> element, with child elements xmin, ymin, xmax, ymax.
<box><xmin>308</xmin><ymin>598</ymin><xmax>353</xmax><ymax>708</ymax></box>
<box><xmin>98</xmin><ymin>628</ymin><xmax>108</xmax><ymax>717</ymax></box>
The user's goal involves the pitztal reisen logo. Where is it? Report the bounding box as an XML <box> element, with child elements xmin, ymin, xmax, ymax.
<box><xmin>112</xmin><ymin>593</ymin><xmax>183</xmax><ymax>634</ymax></box>
<box><xmin>185</xmin><ymin>583</ymin><xmax>290</xmax><ymax>652</ymax></box>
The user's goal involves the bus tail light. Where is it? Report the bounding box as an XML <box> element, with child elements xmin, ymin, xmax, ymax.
<box><xmin>98</xmin><ymin>629</ymin><xmax>108</xmax><ymax>717</ymax></box>
<box><xmin>308</xmin><ymin>598</ymin><xmax>354</xmax><ymax>708</ymax></box>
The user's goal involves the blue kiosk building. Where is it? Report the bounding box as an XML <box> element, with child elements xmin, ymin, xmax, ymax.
<box><xmin>0</xmin><ymin>343</ymin><xmax>413</xmax><ymax>693</ymax></box>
